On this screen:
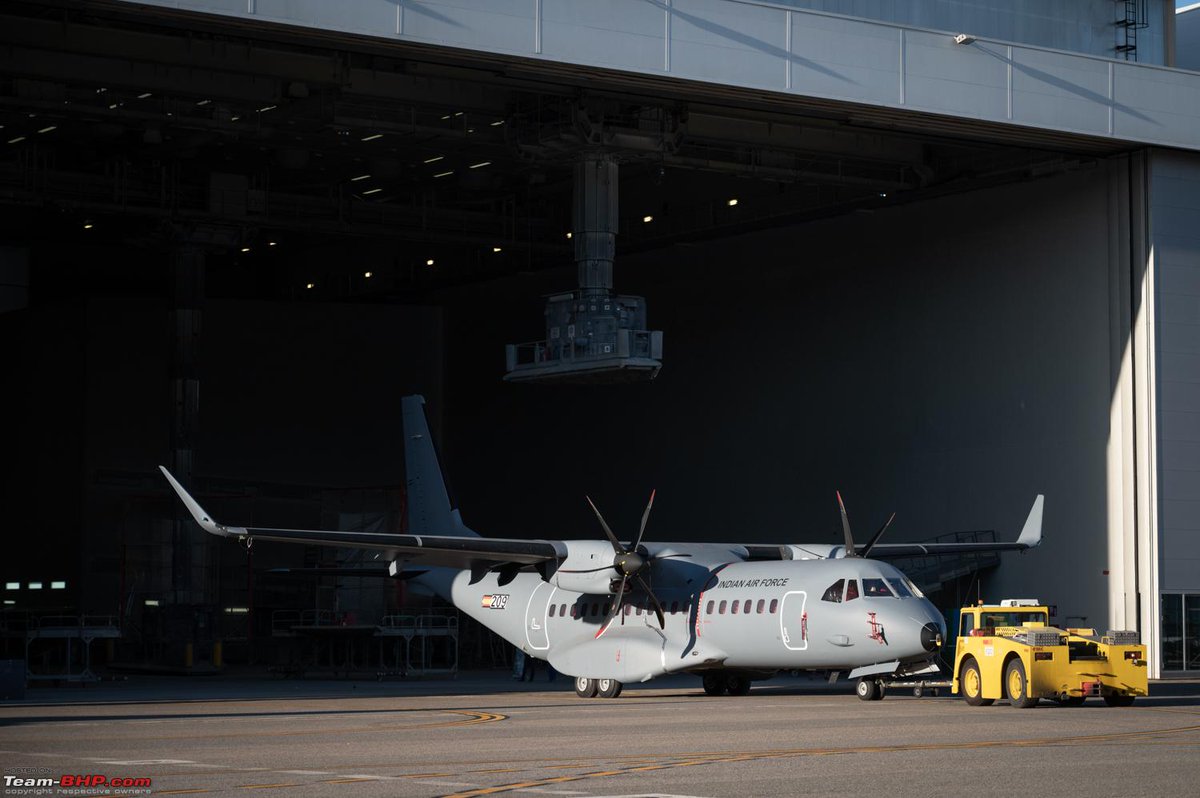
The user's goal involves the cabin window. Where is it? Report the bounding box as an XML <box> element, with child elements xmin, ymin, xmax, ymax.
<box><xmin>887</xmin><ymin>579</ymin><xmax>912</xmax><ymax>598</ymax></box>
<box><xmin>706</xmin><ymin>600</ymin><xmax>715</xmax><ymax>615</ymax></box>
<box><xmin>822</xmin><ymin>579</ymin><xmax>845</xmax><ymax>603</ymax></box>
<box><xmin>863</xmin><ymin>578</ymin><xmax>893</xmax><ymax>597</ymax></box>
<box><xmin>756</xmin><ymin>599</ymin><xmax>765</xmax><ymax>614</ymax></box>
<box><xmin>570</xmin><ymin>604</ymin><xmax>578</xmax><ymax>618</ymax></box>
<box><xmin>549</xmin><ymin>604</ymin><xmax>556</xmax><ymax>617</ymax></box>
<box><xmin>731</xmin><ymin>600</ymin><xmax>739</xmax><ymax>615</ymax></box>
<box><xmin>845</xmin><ymin>580</ymin><xmax>860</xmax><ymax>601</ymax></box>
<box><xmin>769</xmin><ymin>599</ymin><xmax>778</xmax><ymax>614</ymax></box>
<box><xmin>743</xmin><ymin>600</ymin><xmax>753</xmax><ymax>614</ymax></box>
<box><xmin>718</xmin><ymin>600</ymin><xmax>727</xmax><ymax>614</ymax></box>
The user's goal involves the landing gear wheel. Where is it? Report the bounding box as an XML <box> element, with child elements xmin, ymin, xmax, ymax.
<box><xmin>702</xmin><ymin>674</ymin><xmax>727</xmax><ymax>696</ymax></box>
<box><xmin>1005</xmin><ymin>659</ymin><xmax>1038</xmax><ymax>708</ymax></box>
<box><xmin>725</xmin><ymin>674</ymin><xmax>752</xmax><ymax>696</ymax></box>
<box><xmin>961</xmin><ymin>660</ymin><xmax>993</xmax><ymax>706</ymax></box>
<box><xmin>871</xmin><ymin>680</ymin><xmax>886</xmax><ymax>700</ymax></box>
<box><xmin>855</xmin><ymin>678</ymin><xmax>878</xmax><ymax>701</ymax></box>
<box><xmin>597</xmin><ymin>678</ymin><xmax>623</xmax><ymax>699</ymax></box>
<box><xmin>574</xmin><ymin>676</ymin><xmax>597</xmax><ymax>698</ymax></box>
<box><xmin>1104</xmin><ymin>694</ymin><xmax>1135</xmax><ymax>707</ymax></box>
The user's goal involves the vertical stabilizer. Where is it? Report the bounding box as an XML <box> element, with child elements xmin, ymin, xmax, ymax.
<box><xmin>402</xmin><ymin>395</ymin><xmax>477</xmax><ymax>537</ymax></box>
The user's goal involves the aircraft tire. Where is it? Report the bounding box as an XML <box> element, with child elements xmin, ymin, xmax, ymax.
<box><xmin>871</xmin><ymin>680</ymin><xmax>886</xmax><ymax>700</ymax></box>
<box><xmin>1103</xmin><ymin>694</ymin><xmax>1135</xmax><ymax>707</ymax></box>
<box><xmin>1005</xmin><ymin>659</ymin><xmax>1038</xmax><ymax>708</ymax></box>
<box><xmin>960</xmin><ymin>659</ymin><xmax>993</xmax><ymax>706</ymax></box>
<box><xmin>574</xmin><ymin>676</ymin><xmax>598</xmax><ymax>698</ymax></box>
<box><xmin>725</xmin><ymin>674</ymin><xmax>752</xmax><ymax>696</ymax></box>
<box><xmin>597</xmin><ymin>678</ymin><xmax>622</xmax><ymax>699</ymax></box>
<box><xmin>855</xmin><ymin>677</ymin><xmax>877</xmax><ymax>701</ymax></box>
<box><xmin>702</xmin><ymin>674</ymin><xmax>727</xmax><ymax>696</ymax></box>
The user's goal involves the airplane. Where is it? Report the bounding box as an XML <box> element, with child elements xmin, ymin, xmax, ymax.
<box><xmin>160</xmin><ymin>395</ymin><xmax>1043</xmax><ymax>700</ymax></box>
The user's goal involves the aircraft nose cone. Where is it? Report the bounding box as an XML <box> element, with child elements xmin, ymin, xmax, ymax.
<box><xmin>920</xmin><ymin>622</ymin><xmax>943</xmax><ymax>652</ymax></box>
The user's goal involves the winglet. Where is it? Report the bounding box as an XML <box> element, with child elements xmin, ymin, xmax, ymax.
<box><xmin>158</xmin><ymin>466</ymin><xmax>243</xmax><ymax>538</ymax></box>
<box><xmin>1016</xmin><ymin>494</ymin><xmax>1044</xmax><ymax>548</ymax></box>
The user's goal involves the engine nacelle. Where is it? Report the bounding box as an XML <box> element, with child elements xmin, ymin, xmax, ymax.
<box><xmin>549</xmin><ymin>540</ymin><xmax>618</xmax><ymax>594</ymax></box>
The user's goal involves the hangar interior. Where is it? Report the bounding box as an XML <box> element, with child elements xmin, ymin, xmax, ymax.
<box><xmin>1</xmin><ymin>0</ymin><xmax>1198</xmax><ymax>679</ymax></box>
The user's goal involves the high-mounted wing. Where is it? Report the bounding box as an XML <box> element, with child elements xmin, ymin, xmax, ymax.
<box><xmin>159</xmin><ymin>466</ymin><xmax>560</xmax><ymax>569</ymax></box>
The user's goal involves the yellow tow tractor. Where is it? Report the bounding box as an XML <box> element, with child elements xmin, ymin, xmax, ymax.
<box><xmin>951</xmin><ymin>599</ymin><xmax>1147</xmax><ymax>708</ymax></box>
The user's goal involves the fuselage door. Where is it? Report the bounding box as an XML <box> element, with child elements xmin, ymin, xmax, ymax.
<box><xmin>780</xmin><ymin>590</ymin><xmax>808</xmax><ymax>651</ymax></box>
<box><xmin>525</xmin><ymin>581</ymin><xmax>553</xmax><ymax>651</ymax></box>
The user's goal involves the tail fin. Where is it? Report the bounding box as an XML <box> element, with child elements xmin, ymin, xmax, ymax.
<box><xmin>1015</xmin><ymin>494</ymin><xmax>1044</xmax><ymax>548</ymax></box>
<box><xmin>401</xmin><ymin>395</ymin><xmax>478</xmax><ymax>537</ymax></box>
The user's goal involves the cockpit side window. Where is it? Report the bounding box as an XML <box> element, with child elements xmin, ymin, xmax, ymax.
<box><xmin>845</xmin><ymin>579</ymin><xmax>859</xmax><ymax>601</ymax></box>
<box><xmin>862</xmin><ymin>578</ymin><xmax>893</xmax><ymax>597</ymax></box>
<box><xmin>821</xmin><ymin>579</ymin><xmax>845</xmax><ymax>603</ymax></box>
<box><xmin>887</xmin><ymin>578</ymin><xmax>912</xmax><ymax>598</ymax></box>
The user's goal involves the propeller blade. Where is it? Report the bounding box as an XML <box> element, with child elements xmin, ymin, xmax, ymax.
<box><xmin>557</xmin><ymin>564</ymin><xmax>619</xmax><ymax>574</ymax></box>
<box><xmin>634</xmin><ymin>574</ymin><xmax>666</xmax><ymax>629</ymax></box>
<box><xmin>594</xmin><ymin>574</ymin><xmax>628</xmax><ymax>639</ymax></box>
<box><xmin>632</xmin><ymin>489</ymin><xmax>656</xmax><ymax>551</ymax></box>
<box><xmin>586</xmin><ymin>495</ymin><xmax>624</xmax><ymax>553</ymax></box>
<box><xmin>860</xmin><ymin>511</ymin><xmax>896</xmax><ymax>558</ymax></box>
<box><xmin>836</xmin><ymin>490</ymin><xmax>857</xmax><ymax>557</ymax></box>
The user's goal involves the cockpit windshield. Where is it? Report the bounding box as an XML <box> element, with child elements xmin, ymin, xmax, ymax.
<box><xmin>886</xmin><ymin>578</ymin><xmax>912</xmax><ymax>598</ymax></box>
<box><xmin>821</xmin><ymin>579</ymin><xmax>845</xmax><ymax>603</ymax></box>
<box><xmin>862</xmin><ymin>578</ymin><xmax>893</xmax><ymax>597</ymax></box>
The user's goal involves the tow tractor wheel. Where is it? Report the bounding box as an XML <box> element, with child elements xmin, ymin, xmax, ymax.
<box><xmin>1005</xmin><ymin>659</ymin><xmax>1039</xmax><ymax>709</ymax></box>
<box><xmin>702</xmin><ymin>674</ymin><xmax>727</xmax><ymax>696</ymax></box>
<box><xmin>596</xmin><ymin>678</ymin><xmax>623</xmax><ymax>699</ymax></box>
<box><xmin>725</xmin><ymin>674</ymin><xmax>752</xmax><ymax>696</ymax></box>
<box><xmin>960</xmin><ymin>659</ymin><xmax>994</xmax><ymax>707</ymax></box>
<box><xmin>855</xmin><ymin>677</ymin><xmax>878</xmax><ymax>701</ymax></box>
<box><xmin>1103</xmin><ymin>694</ymin><xmax>1136</xmax><ymax>707</ymax></box>
<box><xmin>574</xmin><ymin>676</ymin><xmax>598</xmax><ymax>698</ymax></box>
<box><xmin>1055</xmin><ymin>694</ymin><xmax>1086</xmax><ymax>707</ymax></box>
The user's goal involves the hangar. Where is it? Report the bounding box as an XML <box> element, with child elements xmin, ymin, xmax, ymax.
<box><xmin>1</xmin><ymin>0</ymin><xmax>1198</xmax><ymax>681</ymax></box>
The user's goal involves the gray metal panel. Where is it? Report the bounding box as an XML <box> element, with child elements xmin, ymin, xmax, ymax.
<box><xmin>113</xmin><ymin>0</ymin><xmax>1200</xmax><ymax>152</ymax></box>
<box><xmin>671</xmin><ymin>0</ymin><xmax>787</xmax><ymax>91</ymax></box>
<box><xmin>542</xmin><ymin>0</ymin><xmax>665</xmax><ymax>72</ymax></box>
<box><xmin>1153</xmin><ymin>150</ymin><xmax>1200</xmax><ymax>592</ymax></box>
<box><xmin>904</xmin><ymin>30</ymin><xmax>1007</xmax><ymax>120</ymax></box>
<box><xmin>788</xmin><ymin>12</ymin><xmax>900</xmax><ymax>105</ymax></box>
<box><xmin>255</xmin><ymin>0</ymin><xmax>397</xmax><ymax>36</ymax></box>
<box><xmin>1114</xmin><ymin>63</ymin><xmax>1200</xmax><ymax>145</ymax></box>
<box><xmin>398</xmin><ymin>0</ymin><xmax>535</xmax><ymax>55</ymax></box>
<box><xmin>1011</xmin><ymin>46</ymin><xmax>1110</xmax><ymax>134</ymax></box>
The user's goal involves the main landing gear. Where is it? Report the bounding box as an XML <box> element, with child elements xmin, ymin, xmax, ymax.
<box><xmin>575</xmin><ymin>676</ymin><xmax>623</xmax><ymax>699</ymax></box>
<box><xmin>855</xmin><ymin>677</ymin><xmax>886</xmax><ymax>701</ymax></box>
<box><xmin>702</xmin><ymin>673</ymin><xmax>753</xmax><ymax>696</ymax></box>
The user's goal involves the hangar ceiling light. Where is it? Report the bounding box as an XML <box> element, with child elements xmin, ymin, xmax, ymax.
<box><xmin>268</xmin><ymin>241</ymin><xmax>277</xmax><ymax>247</ymax></box>
<box><xmin>361</xmin><ymin>133</ymin><xmax>383</xmax><ymax>141</ymax></box>
<box><xmin>7</xmin><ymin>136</ymin><xmax>25</xmax><ymax>144</ymax></box>
<box><xmin>642</xmin><ymin>215</ymin><xmax>653</xmax><ymax>223</ymax></box>
<box><xmin>424</xmin><ymin>155</ymin><xmax>444</xmax><ymax>163</ymax></box>
<box><xmin>364</xmin><ymin>271</ymin><xmax>372</xmax><ymax>278</ymax></box>
<box><xmin>305</xmin><ymin>282</ymin><xmax>314</xmax><ymax>289</ymax></box>
<box><xmin>434</xmin><ymin>170</ymin><xmax>453</xmax><ymax>178</ymax></box>
<box><xmin>493</xmin><ymin>246</ymin><xmax>502</xmax><ymax>253</ymax></box>
<box><xmin>351</xmin><ymin>174</ymin><xmax>371</xmax><ymax>182</ymax></box>
<box><xmin>240</xmin><ymin>247</ymin><xmax>250</xmax><ymax>253</ymax></box>
<box><xmin>426</xmin><ymin>259</ymin><xmax>435</xmax><ymax>266</ymax></box>
<box><xmin>37</xmin><ymin>126</ymin><xmax>57</xmax><ymax>134</ymax></box>
<box><xmin>257</xmin><ymin>104</ymin><xmax>276</xmax><ymax>113</ymax></box>
<box><xmin>137</xmin><ymin>92</ymin><xmax>152</xmax><ymax>99</ymax></box>
<box><xmin>362</xmin><ymin>187</ymin><xmax>382</xmax><ymax>195</ymax></box>
<box><xmin>727</xmin><ymin>198</ymin><xmax>738</xmax><ymax>206</ymax></box>
<box><xmin>469</xmin><ymin>161</ymin><xmax>490</xmax><ymax>169</ymax></box>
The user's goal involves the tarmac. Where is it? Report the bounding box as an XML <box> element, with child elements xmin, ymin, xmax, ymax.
<box><xmin>1</xmin><ymin>671</ymin><xmax>1198</xmax><ymax>797</ymax></box>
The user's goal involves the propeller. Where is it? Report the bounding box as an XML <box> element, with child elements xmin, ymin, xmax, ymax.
<box><xmin>559</xmin><ymin>490</ymin><xmax>689</xmax><ymax>635</ymax></box>
<box><xmin>836</xmin><ymin>490</ymin><xmax>896</xmax><ymax>558</ymax></box>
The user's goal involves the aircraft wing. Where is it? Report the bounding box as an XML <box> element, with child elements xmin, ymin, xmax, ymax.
<box><xmin>159</xmin><ymin>466</ymin><xmax>560</xmax><ymax>568</ymax></box>
<box><xmin>869</xmin><ymin>494</ymin><xmax>1044</xmax><ymax>558</ymax></box>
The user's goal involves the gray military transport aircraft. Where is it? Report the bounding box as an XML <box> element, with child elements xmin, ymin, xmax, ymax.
<box><xmin>160</xmin><ymin>395</ymin><xmax>1043</xmax><ymax>700</ymax></box>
